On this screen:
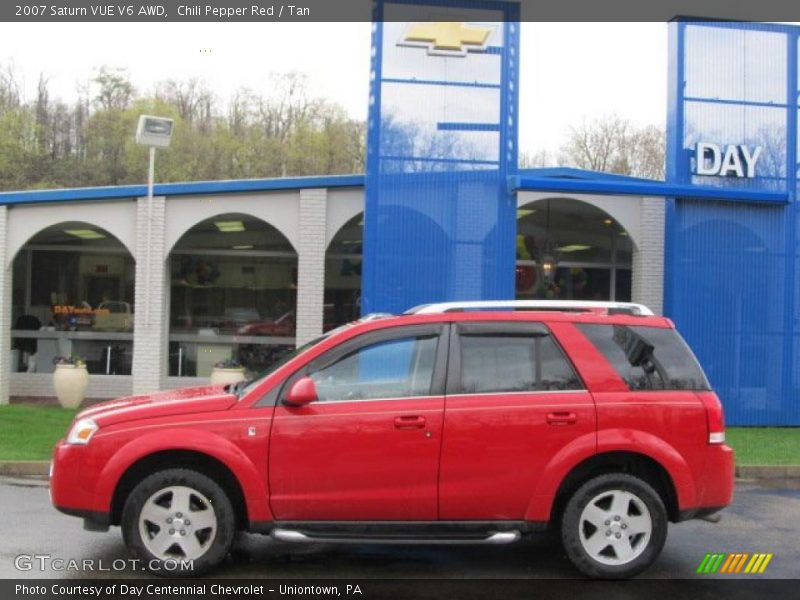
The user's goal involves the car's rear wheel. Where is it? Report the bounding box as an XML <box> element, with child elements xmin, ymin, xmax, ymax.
<box><xmin>121</xmin><ymin>468</ymin><xmax>235</xmax><ymax>576</ymax></box>
<box><xmin>560</xmin><ymin>473</ymin><xmax>668</xmax><ymax>579</ymax></box>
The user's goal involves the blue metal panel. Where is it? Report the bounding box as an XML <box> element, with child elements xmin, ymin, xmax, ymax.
<box><xmin>362</xmin><ymin>0</ymin><xmax>519</xmax><ymax>315</ymax></box>
<box><xmin>666</xmin><ymin>20</ymin><xmax>800</xmax><ymax>425</ymax></box>
<box><xmin>437</xmin><ymin>122</ymin><xmax>501</xmax><ymax>132</ymax></box>
<box><xmin>382</xmin><ymin>77</ymin><xmax>502</xmax><ymax>89</ymax></box>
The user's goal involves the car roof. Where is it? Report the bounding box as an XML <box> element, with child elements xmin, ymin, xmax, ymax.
<box><xmin>331</xmin><ymin>306</ymin><xmax>674</xmax><ymax>340</ymax></box>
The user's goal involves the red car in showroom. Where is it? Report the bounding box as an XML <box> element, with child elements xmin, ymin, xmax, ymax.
<box><xmin>50</xmin><ymin>301</ymin><xmax>733</xmax><ymax>579</ymax></box>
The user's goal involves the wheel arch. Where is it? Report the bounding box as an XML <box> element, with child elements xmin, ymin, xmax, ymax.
<box><xmin>548</xmin><ymin>451</ymin><xmax>681</xmax><ymax>526</ymax></box>
<box><xmin>110</xmin><ymin>449</ymin><xmax>250</xmax><ymax>529</ymax></box>
<box><xmin>95</xmin><ymin>428</ymin><xmax>273</xmax><ymax>527</ymax></box>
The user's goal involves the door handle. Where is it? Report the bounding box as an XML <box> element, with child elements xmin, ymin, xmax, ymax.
<box><xmin>547</xmin><ymin>411</ymin><xmax>577</xmax><ymax>425</ymax></box>
<box><xmin>394</xmin><ymin>415</ymin><xmax>426</xmax><ymax>429</ymax></box>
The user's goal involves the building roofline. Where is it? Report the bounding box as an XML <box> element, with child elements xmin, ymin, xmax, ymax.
<box><xmin>517</xmin><ymin>167</ymin><xmax>662</xmax><ymax>184</ymax></box>
<box><xmin>1</xmin><ymin>168</ymin><xmax>789</xmax><ymax>207</ymax></box>
<box><xmin>0</xmin><ymin>174</ymin><xmax>365</xmax><ymax>206</ymax></box>
<box><xmin>511</xmin><ymin>174</ymin><xmax>788</xmax><ymax>204</ymax></box>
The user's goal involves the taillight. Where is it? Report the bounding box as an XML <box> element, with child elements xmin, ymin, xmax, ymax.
<box><xmin>697</xmin><ymin>392</ymin><xmax>725</xmax><ymax>444</ymax></box>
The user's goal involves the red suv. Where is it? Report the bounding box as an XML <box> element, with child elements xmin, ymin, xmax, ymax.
<box><xmin>50</xmin><ymin>301</ymin><xmax>734</xmax><ymax>579</ymax></box>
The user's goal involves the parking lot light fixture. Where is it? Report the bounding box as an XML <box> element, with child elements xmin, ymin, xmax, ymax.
<box><xmin>135</xmin><ymin>115</ymin><xmax>174</xmax><ymax>328</ymax></box>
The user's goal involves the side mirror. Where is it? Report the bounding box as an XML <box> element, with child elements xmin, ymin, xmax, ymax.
<box><xmin>284</xmin><ymin>376</ymin><xmax>317</xmax><ymax>407</ymax></box>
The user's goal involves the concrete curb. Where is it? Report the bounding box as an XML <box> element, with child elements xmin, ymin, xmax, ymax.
<box><xmin>736</xmin><ymin>465</ymin><xmax>800</xmax><ymax>479</ymax></box>
<box><xmin>1</xmin><ymin>461</ymin><xmax>800</xmax><ymax>480</ymax></box>
<box><xmin>0</xmin><ymin>461</ymin><xmax>49</xmax><ymax>477</ymax></box>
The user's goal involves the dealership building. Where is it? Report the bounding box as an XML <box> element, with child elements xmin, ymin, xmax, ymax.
<box><xmin>0</xmin><ymin>5</ymin><xmax>799</xmax><ymax>426</ymax></box>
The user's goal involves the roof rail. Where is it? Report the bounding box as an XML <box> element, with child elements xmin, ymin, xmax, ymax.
<box><xmin>405</xmin><ymin>300</ymin><xmax>655</xmax><ymax>316</ymax></box>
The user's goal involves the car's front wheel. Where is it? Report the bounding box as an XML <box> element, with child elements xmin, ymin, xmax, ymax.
<box><xmin>121</xmin><ymin>468</ymin><xmax>235</xmax><ymax>576</ymax></box>
<box><xmin>560</xmin><ymin>473</ymin><xmax>668</xmax><ymax>579</ymax></box>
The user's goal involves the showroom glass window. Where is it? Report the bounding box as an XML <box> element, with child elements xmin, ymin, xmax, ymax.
<box><xmin>325</xmin><ymin>213</ymin><xmax>363</xmax><ymax>330</ymax></box>
<box><xmin>168</xmin><ymin>213</ymin><xmax>298</xmax><ymax>377</ymax></box>
<box><xmin>516</xmin><ymin>198</ymin><xmax>632</xmax><ymax>302</ymax></box>
<box><xmin>11</xmin><ymin>222</ymin><xmax>135</xmax><ymax>375</ymax></box>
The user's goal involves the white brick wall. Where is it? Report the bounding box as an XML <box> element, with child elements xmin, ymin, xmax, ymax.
<box><xmin>295</xmin><ymin>188</ymin><xmax>328</xmax><ymax>346</ymax></box>
<box><xmin>10</xmin><ymin>374</ymin><xmax>132</xmax><ymax>399</ymax></box>
<box><xmin>0</xmin><ymin>206</ymin><xmax>9</xmax><ymax>404</ymax></box>
<box><xmin>632</xmin><ymin>197</ymin><xmax>666</xmax><ymax>315</ymax></box>
<box><xmin>132</xmin><ymin>196</ymin><xmax>168</xmax><ymax>394</ymax></box>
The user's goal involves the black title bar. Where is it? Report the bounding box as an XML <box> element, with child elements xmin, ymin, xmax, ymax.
<box><xmin>3</xmin><ymin>0</ymin><xmax>800</xmax><ymax>22</ymax></box>
<box><xmin>2</xmin><ymin>579</ymin><xmax>798</xmax><ymax>600</ymax></box>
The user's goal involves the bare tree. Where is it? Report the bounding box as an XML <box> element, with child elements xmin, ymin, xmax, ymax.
<box><xmin>156</xmin><ymin>78</ymin><xmax>215</xmax><ymax>131</ymax></box>
<box><xmin>519</xmin><ymin>148</ymin><xmax>553</xmax><ymax>168</ymax></box>
<box><xmin>0</xmin><ymin>62</ymin><xmax>21</xmax><ymax>111</ymax></box>
<box><xmin>559</xmin><ymin>114</ymin><xmax>665</xmax><ymax>179</ymax></box>
<box><xmin>257</xmin><ymin>72</ymin><xmax>314</xmax><ymax>141</ymax></box>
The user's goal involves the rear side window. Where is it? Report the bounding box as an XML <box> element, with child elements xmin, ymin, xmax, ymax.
<box><xmin>577</xmin><ymin>324</ymin><xmax>710</xmax><ymax>391</ymax></box>
<box><xmin>458</xmin><ymin>326</ymin><xmax>583</xmax><ymax>394</ymax></box>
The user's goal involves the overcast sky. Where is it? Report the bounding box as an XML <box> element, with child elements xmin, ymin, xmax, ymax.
<box><xmin>1</xmin><ymin>22</ymin><xmax>667</xmax><ymax>158</ymax></box>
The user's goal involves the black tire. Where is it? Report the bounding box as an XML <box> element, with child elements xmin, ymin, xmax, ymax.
<box><xmin>560</xmin><ymin>473</ymin><xmax>668</xmax><ymax>579</ymax></box>
<box><xmin>121</xmin><ymin>468</ymin><xmax>236</xmax><ymax>576</ymax></box>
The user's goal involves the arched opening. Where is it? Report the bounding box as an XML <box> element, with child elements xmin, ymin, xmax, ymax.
<box><xmin>168</xmin><ymin>212</ymin><xmax>298</xmax><ymax>377</ymax></box>
<box><xmin>516</xmin><ymin>198</ymin><xmax>633</xmax><ymax>301</ymax></box>
<box><xmin>11</xmin><ymin>221</ymin><xmax>135</xmax><ymax>375</ymax></box>
<box><xmin>324</xmin><ymin>213</ymin><xmax>363</xmax><ymax>330</ymax></box>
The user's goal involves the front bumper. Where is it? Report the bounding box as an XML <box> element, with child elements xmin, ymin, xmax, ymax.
<box><xmin>50</xmin><ymin>442</ymin><xmax>96</xmax><ymax>515</ymax></box>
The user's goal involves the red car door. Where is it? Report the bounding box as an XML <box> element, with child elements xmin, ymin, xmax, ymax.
<box><xmin>269</xmin><ymin>324</ymin><xmax>447</xmax><ymax>520</ymax></box>
<box><xmin>438</xmin><ymin>321</ymin><xmax>596</xmax><ymax>519</ymax></box>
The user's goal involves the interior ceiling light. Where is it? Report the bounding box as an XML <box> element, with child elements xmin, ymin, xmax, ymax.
<box><xmin>603</xmin><ymin>218</ymin><xmax>614</xmax><ymax>225</ymax></box>
<box><xmin>232</xmin><ymin>245</ymin><xmax>253</xmax><ymax>250</ymax></box>
<box><xmin>558</xmin><ymin>244</ymin><xmax>591</xmax><ymax>253</ymax></box>
<box><xmin>215</xmin><ymin>221</ymin><xmax>245</xmax><ymax>233</ymax></box>
<box><xmin>517</xmin><ymin>209</ymin><xmax>535</xmax><ymax>219</ymax></box>
<box><xmin>64</xmin><ymin>229</ymin><xmax>106</xmax><ymax>240</ymax></box>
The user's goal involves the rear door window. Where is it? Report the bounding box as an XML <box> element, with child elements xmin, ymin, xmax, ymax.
<box><xmin>455</xmin><ymin>323</ymin><xmax>583</xmax><ymax>394</ymax></box>
<box><xmin>577</xmin><ymin>324</ymin><xmax>710</xmax><ymax>391</ymax></box>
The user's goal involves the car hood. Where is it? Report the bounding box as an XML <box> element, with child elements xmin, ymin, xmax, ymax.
<box><xmin>76</xmin><ymin>385</ymin><xmax>237</xmax><ymax>428</ymax></box>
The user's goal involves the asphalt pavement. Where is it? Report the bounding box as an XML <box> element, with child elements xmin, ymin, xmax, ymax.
<box><xmin>0</xmin><ymin>476</ymin><xmax>798</xmax><ymax>580</ymax></box>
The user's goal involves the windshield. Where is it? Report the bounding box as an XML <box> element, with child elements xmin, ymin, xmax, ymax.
<box><xmin>233</xmin><ymin>335</ymin><xmax>327</xmax><ymax>398</ymax></box>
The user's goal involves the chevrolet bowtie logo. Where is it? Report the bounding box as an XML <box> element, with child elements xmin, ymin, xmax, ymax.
<box><xmin>399</xmin><ymin>22</ymin><xmax>493</xmax><ymax>56</ymax></box>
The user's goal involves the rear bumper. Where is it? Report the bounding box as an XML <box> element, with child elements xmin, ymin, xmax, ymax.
<box><xmin>692</xmin><ymin>443</ymin><xmax>735</xmax><ymax>511</ymax></box>
<box><xmin>54</xmin><ymin>505</ymin><xmax>110</xmax><ymax>531</ymax></box>
<box><xmin>676</xmin><ymin>506</ymin><xmax>725</xmax><ymax>522</ymax></box>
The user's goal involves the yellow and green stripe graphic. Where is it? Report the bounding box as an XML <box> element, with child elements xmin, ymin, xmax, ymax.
<box><xmin>696</xmin><ymin>552</ymin><xmax>773</xmax><ymax>574</ymax></box>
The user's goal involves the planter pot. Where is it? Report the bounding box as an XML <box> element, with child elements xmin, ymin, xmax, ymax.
<box><xmin>210</xmin><ymin>367</ymin><xmax>246</xmax><ymax>386</ymax></box>
<box><xmin>53</xmin><ymin>364</ymin><xmax>89</xmax><ymax>409</ymax></box>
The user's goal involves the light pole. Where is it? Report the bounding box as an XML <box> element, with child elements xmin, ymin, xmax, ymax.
<box><xmin>135</xmin><ymin>115</ymin><xmax>174</xmax><ymax>328</ymax></box>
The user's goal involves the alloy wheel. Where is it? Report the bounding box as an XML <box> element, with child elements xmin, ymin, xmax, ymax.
<box><xmin>138</xmin><ymin>485</ymin><xmax>217</xmax><ymax>561</ymax></box>
<box><xmin>577</xmin><ymin>489</ymin><xmax>653</xmax><ymax>566</ymax></box>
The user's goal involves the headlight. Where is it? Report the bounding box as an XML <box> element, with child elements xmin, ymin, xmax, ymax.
<box><xmin>66</xmin><ymin>418</ymin><xmax>99</xmax><ymax>445</ymax></box>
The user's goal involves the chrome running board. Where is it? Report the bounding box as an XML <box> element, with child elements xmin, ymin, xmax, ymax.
<box><xmin>271</xmin><ymin>528</ymin><xmax>520</xmax><ymax>545</ymax></box>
